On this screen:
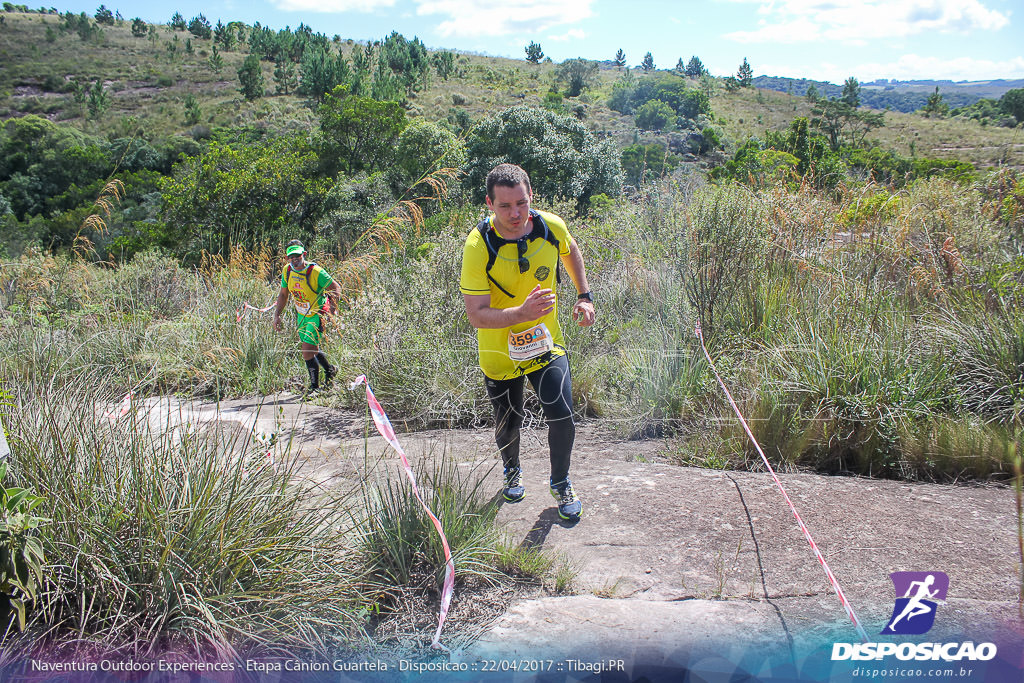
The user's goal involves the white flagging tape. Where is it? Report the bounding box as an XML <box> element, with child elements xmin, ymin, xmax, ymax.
<box><xmin>695</xmin><ymin>321</ymin><xmax>869</xmax><ymax>643</ymax></box>
<box><xmin>0</xmin><ymin>414</ymin><xmax>10</xmax><ymax>459</ymax></box>
<box><xmin>350</xmin><ymin>375</ymin><xmax>455</xmax><ymax>652</ymax></box>
<box><xmin>236</xmin><ymin>300</ymin><xmax>276</xmax><ymax>323</ymax></box>
<box><xmin>104</xmin><ymin>392</ymin><xmax>134</xmax><ymax>422</ymax></box>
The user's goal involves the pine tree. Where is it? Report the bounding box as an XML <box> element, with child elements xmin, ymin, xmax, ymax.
<box><xmin>841</xmin><ymin>76</ymin><xmax>860</xmax><ymax>108</ymax></box>
<box><xmin>184</xmin><ymin>94</ymin><xmax>201</xmax><ymax>125</ymax></box>
<box><xmin>94</xmin><ymin>5</ymin><xmax>113</xmax><ymax>25</ymax></box>
<box><xmin>274</xmin><ymin>59</ymin><xmax>298</xmax><ymax>95</ymax></box>
<box><xmin>641</xmin><ymin>52</ymin><xmax>655</xmax><ymax>72</ymax></box>
<box><xmin>525</xmin><ymin>41</ymin><xmax>543</xmax><ymax>64</ymax></box>
<box><xmin>921</xmin><ymin>87</ymin><xmax>948</xmax><ymax>118</ymax></box>
<box><xmin>614</xmin><ymin>49</ymin><xmax>626</xmax><ymax>68</ymax></box>
<box><xmin>238</xmin><ymin>55</ymin><xmax>265</xmax><ymax>101</ymax></box>
<box><xmin>87</xmin><ymin>79</ymin><xmax>110</xmax><ymax>118</ymax></box>
<box><xmin>685</xmin><ymin>56</ymin><xmax>705</xmax><ymax>78</ymax></box>
<box><xmin>209</xmin><ymin>44</ymin><xmax>224</xmax><ymax>73</ymax></box>
<box><xmin>737</xmin><ymin>58</ymin><xmax>753</xmax><ymax>87</ymax></box>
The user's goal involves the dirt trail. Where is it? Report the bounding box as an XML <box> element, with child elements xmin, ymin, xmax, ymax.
<box><xmin>141</xmin><ymin>392</ymin><xmax>1023</xmax><ymax>676</ymax></box>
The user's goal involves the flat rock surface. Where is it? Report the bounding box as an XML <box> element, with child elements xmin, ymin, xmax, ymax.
<box><xmin>137</xmin><ymin>393</ymin><xmax>1024</xmax><ymax>674</ymax></box>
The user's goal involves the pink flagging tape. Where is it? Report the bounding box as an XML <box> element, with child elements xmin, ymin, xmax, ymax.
<box><xmin>350</xmin><ymin>375</ymin><xmax>455</xmax><ymax>652</ymax></box>
<box><xmin>236</xmin><ymin>300</ymin><xmax>276</xmax><ymax>323</ymax></box>
<box><xmin>105</xmin><ymin>392</ymin><xmax>134</xmax><ymax>422</ymax></box>
<box><xmin>695</xmin><ymin>321</ymin><xmax>870</xmax><ymax>643</ymax></box>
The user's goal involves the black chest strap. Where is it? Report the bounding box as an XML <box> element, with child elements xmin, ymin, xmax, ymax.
<box><xmin>476</xmin><ymin>210</ymin><xmax>561</xmax><ymax>298</ymax></box>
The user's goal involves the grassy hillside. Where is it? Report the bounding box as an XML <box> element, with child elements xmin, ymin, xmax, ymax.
<box><xmin>2</xmin><ymin>9</ymin><xmax>1021</xmax><ymax>172</ymax></box>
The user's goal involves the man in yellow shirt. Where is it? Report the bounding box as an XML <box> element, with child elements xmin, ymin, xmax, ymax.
<box><xmin>273</xmin><ymin>240</ymin><xmax>342</xmax><ymax>394</ymax></box>
<box><xmin>460</xmin><ymin>164</ymin><xmax>596</xmax><ymax>522</ymax></box>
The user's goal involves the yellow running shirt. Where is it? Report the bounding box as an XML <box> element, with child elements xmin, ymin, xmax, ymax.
<box><xmin>281</xmin><ymin>262</ymin><xmax>332</xmax><ymax>317</ymax></box>
<box><xmin>460</xmin><ymin>210</ymin><xmax>572</xmax><ymax>380</ymax></box>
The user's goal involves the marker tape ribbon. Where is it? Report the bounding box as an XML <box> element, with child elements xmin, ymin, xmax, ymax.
<box><xmin>696</xmin><ymin>321</ymin><xmax>869</xmax><ymax>643</ymax></box>
<box><xmin>350</xmin><ymin>375</ymin><xmax>455</xmax><ymax>651</ymax></box>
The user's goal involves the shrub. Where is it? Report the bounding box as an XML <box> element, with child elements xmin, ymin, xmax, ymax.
<box><xmin>635</xmin><ymin>99</ymin><xmax>674</xmax><ymax>131</ymax></box>
<box><xmin>0</xmin><ymin>460</ymin><xmax>47</xmax><ymax>632</ymax></box>
<box><xmin>463</xmin><ymin>105</ymin><xmax>623</xmax><ymax>209</ymax></box>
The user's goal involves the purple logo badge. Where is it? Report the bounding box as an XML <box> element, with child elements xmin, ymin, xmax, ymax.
<box><xmin>881</xmin><ymin>571</ymin><xmax>948</xmax><ymax>635</ymax></box>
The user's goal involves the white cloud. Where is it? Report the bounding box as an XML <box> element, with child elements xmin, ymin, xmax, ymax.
<box><xmin>721</xmin><ymin>0</ymin><xmax>1010</xmax><ymax>44</ymax></box>
<box><xmin>760</xmin><ymin>54</ymin><xmax>1024</xmax><ymax>82</ymax></box>
<box><xmin>415</xmin><ymin>0</ymin><xmax>594</xmax><ymax>37</ymax></box>
<box><xmin>855</xmin><ymin>53</ymin><xmax>1024</xmax><ymax>82</ymax></box>
<box><xmin>548</xmin><ymin>28</ymin><xmax>586</xmax><ymax>42</ymax></box>
<box><xmin>273</xmin><ymin>0</ymin><xmax>396</xmax><ymax>11</ymax></box>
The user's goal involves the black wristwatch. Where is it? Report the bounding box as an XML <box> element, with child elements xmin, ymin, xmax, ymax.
<box><xmin>577</xmin><ymin>291</ymin><xmax>593</xmax><ymax>302</ymax></box>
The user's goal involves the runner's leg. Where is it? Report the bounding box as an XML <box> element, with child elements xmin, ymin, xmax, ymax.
<box><xmin>486</xmin><ymin>375</ymin><xmax>526</xmax><ymax>470</ymax></box>
<box><xmin>526</xmin><ymin>354</ymin><xmax>575</xmax><ymax>484</ymax></box>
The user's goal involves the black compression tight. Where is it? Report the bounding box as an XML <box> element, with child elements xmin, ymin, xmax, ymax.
<box><xmin>484</xmin><ymin>354</ymin><xmax>575</xmax><ymax>485</ymax></box>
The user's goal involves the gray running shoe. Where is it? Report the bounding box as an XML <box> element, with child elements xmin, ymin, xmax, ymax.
<box><xmin>502</xmin><ymin>467</ymin><xmax>525</xmax><ymax>502</ymax></box>
<box><xmin>550</xmin><ymin>478</ymin><xmax>582</xmax><ymax>521</ymax></box>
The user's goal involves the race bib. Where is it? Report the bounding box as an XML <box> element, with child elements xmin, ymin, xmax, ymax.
<box><xmin>293</xmin><ymin>299</ymin><xmax>312</xmax><ymax>316</ymax></box>
<box><xmin>508</xmin><ymin>323</ymin><xmax>554</xmax><ymax>362</ymax></box>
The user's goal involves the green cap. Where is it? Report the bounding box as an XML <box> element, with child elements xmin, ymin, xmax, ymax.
<box><xmin>286</xmin><ymin>244</ymin><xmax>304</xmax><ymax>256</ymax></box>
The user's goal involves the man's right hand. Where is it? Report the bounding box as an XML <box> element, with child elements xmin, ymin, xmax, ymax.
<box><xmin>273</xmin><ymin>316</ymin><xmax>283</xmax><ymax>332</ymax></box>
<box><xmin>517</xmin><ymin>285</ymin><xmax>555</xmax><ymax>321</ymax></box>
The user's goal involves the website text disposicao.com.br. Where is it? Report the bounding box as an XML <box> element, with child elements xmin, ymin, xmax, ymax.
<box><xmin>850</xmin><ymin>665</ymin><xmax>978</xmax><ymax>678</ymax></box>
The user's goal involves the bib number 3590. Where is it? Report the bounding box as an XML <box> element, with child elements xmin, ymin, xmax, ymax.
<box><xmin>508</xmin><ymin>323</ymin><xmax>554</xmax><ymax>362</ymax></box>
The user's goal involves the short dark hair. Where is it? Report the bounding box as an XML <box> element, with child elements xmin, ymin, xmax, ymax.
<box><xmin>486</xmin><ymin>163</ymin><xmax>532</xmax><ymax>200</ymax></box>
<box><xmin>286</xmin><ymin>239</ymin><xmax>304</xmax><ymax>250</ymax></box>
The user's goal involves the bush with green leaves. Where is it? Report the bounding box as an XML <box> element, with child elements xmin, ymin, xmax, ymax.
<box><xmin>161</xmin><ymin>136</ymin><xmax>331</xmax><ymax>258</ymax></box>
<box><xmin>316</xmin><ymin>86</ymin><xmax>407</xmax><ymax>177</ymax></box>
<box><xmin>393</xmin><ymin>118</ymin><xmax>467</xmax><ymax>189</ymax></box>
<box><xmin>635</xmin><ymin>99</ymin><xmax>675</xmax><ymax>131</ymax></box>
<box><xmin>554</xmin><ymin>58</ymin><xmax>598</xmax><ymax>98</ymax></box>
<box><xmin>0</xmin><ymin>115</ymin><xmax>111</xmax><ymax>221</ymax></box>
<box><xmin>609</xmin><ymin>73</ymin><xmax>710</xmax><ymax>121</ymax></box>
<box><xmin>463</xmin><ymin>105</ymin><xmax>622</xmax><ymax>209</ymax></box>
<box><xmin>710</xmin><ymin>138</ymin><xmax>800</xmax><ymax>187</ymax></box>
<box><xmin>237</xmin><ymin>54</ymin><xmax>264</xmax><ymax>101</ymax></box>
<box><xmin>0</xmin><ymin>461</ymin><xmax>47</xmax><ymax>633</ymax></box>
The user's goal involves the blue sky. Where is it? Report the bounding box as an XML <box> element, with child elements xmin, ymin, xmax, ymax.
<box><xmin>56</xmin><ymin>0</ymin><xmax>1023</xmax><ymax>84</ymax></box>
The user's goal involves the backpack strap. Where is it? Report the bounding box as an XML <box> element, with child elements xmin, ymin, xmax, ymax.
<box><xmin>477</xmin><ymin>211</ymin><xmax>562</xmax><ymax>297</ymax></box>
<box><xmin>477</xmin><ymin>218</ymin><xmax>515</xmax><ymax>298</ymax></box>
<box><xmin>306</xmin><ymin>262</ymin><xmax>321</xmax><ymax>293</ymax></box>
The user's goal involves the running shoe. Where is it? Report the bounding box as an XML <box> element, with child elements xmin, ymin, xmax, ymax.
<box><xmin>502</xmin><ymin>466</ymin><xmax>525</xmax><ymax>502</ymax></box>
<box><xmin>550</xmin><ymin>478</ymin><xmax>582</xmax><ymax>521</ymax></box>
<box><xmin>325</xmin><ymin>365</ymin><xmax>338</xmax><ymax>383</ymax></box>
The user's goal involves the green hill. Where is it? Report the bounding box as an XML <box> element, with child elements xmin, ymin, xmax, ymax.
<box><xmin>1</xmin><ymin>5</ymin><xmax>1023</xmax><ymax>261</ymax></box>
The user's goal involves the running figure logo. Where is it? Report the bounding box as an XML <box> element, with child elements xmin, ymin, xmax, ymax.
<box><xmin>882</xmin><ymin>571</ymin><xmax>949</xmax><ymax>635</ymax></box>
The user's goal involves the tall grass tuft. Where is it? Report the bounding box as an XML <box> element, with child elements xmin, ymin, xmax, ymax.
<box><xmin>4</xmin><ymin>378</ymin><xmax>371</xmax><ymax>657</ymax></box>
<box><xmin>933</xmin><ymin>294</ymin><xmax>1024</xmax><ymax>425</ymax></box>
<box><xmin>357</xmin><ymin>452</ymin><xmax>506</xmax><ymax>603</ymax></box>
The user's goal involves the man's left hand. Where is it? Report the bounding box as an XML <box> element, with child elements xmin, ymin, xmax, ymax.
<box><xmin>572</xmin><ymin>300</ymin><xmax>595</xmax><ymax>327</ymax></box>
